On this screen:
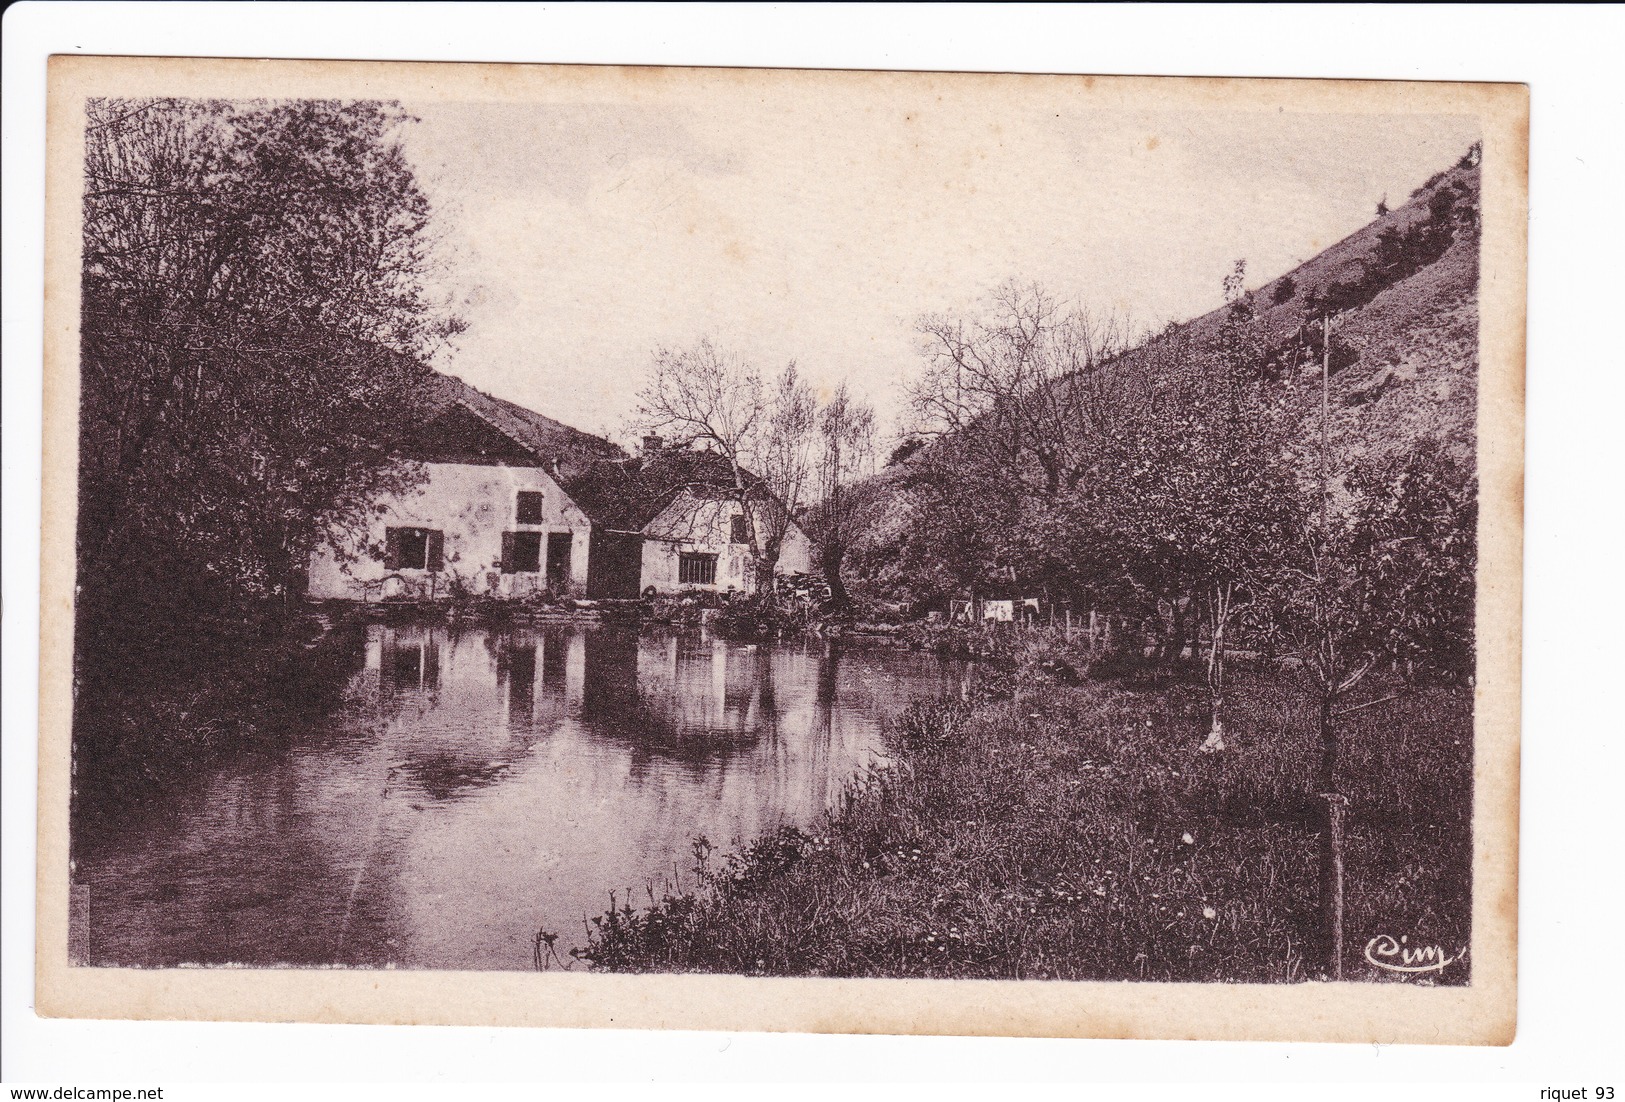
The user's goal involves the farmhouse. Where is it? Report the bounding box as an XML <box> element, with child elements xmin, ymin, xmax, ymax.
<box><xmin>639</xmin><ymin>486</ymin><xmax>813</xmax><ymax>595</ymax></box>
<box><xmin>306</xmin><ymin>374</ymin><xmax>622</xmax><ymax>601</ymax></box>
<box><xmin>305</xmin><ymin>376</ymin><xmax>816</xmax><ymax>603</ymax></box>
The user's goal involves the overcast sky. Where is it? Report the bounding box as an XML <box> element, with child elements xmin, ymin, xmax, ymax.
<box><xmin>401</xmin><ymin>94</ymin><xmax>1478</xmax><ymax>447</ymax></box>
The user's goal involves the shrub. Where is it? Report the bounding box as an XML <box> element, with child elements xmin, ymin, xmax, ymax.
<box><xmin>887</xmin><ymin>438</ymin><xmax>926</xmax><ymax>466</ymax></box>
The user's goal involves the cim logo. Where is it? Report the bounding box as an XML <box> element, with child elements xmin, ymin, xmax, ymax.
<box><xmin>1363</xmin><ymin>933</ymin><xmax>1465</xmax><ymax>975</ymax></box>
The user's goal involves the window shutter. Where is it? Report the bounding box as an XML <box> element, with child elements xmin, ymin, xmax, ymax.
<box><xmin>501</xmin><ymin>531</ymin><xmax>516</xmax><ymax>574</ymax></box>
<box><xmin>384</xmin><ymin>528</ymin><xmax>401</xmax><ymax>570</ymax></box>
<box><xmin>426</xmin><ymin>530</ymin><xmax>444</xmax><ymax>572</ymax></box>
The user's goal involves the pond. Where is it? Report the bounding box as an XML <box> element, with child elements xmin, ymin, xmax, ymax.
<box><xmin>71</xmin><ymin>623</ymin><xmax>968</xmax><ymax>971</ymax></box>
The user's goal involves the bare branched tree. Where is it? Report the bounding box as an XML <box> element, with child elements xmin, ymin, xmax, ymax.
<box><xmin>635</xmin><ymin>339</ymin><xmax>817</xmax><ymax>595</ymax></box>
<box><xmin>757</xmin><ymin>364</ymin><xmax>818</xmax><ymax>580</ymax></box>
<box><xmin>911</xmin><ymin>281</ymin><xmax>1133</xmax><ymax>500</ymax></box>
<box><xmin>904</xmin><ymin>281</ymin><xmax>1142</xmax><ymax>603</ymax></box>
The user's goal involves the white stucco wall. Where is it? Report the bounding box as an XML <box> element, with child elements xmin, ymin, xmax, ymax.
<box><xmin>638</xmin><ymin>495</ymin><xmax>812</xmax><ymax>594</ymax></box>
<box><xmin>307</xmin><ymin>461</ymin><xmax>592</xmax><ymax>600</ymax></box>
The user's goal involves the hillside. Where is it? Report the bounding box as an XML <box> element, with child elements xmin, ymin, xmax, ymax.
<box><xmin>1169</xmin><ymin>154</ymin><xmax>1480</xmax><ymax>465</ymax></box>
<box><xmin>849</xmin><ymin>147</ymin><xmax>1484</xmax><ymax>606</ymax></box>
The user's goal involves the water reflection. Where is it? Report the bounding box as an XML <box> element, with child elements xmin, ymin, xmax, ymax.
<box><xmin>72</xmin><ymin>624</ymin><xmax>964</xmax><ymax>971</ymax></box>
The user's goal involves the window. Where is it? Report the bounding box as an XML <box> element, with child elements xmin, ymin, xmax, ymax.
<box><xmin>503</xmin><ymin>530</ymin><xmax>542</xmax><ymax>573</ymax></box>
<box><xmin>516</xmin><ymin>491</ymin><xmax>545</xmax><ymax>525</ymax></box>
<box><xmin>386</xmin><ymin>527</ymin><xmax>442</xmax><ymax>571</ymax></box>
<box><xmin>678</xmin><ymin>552</ymin><xmax>718</xmax><ymax>586</ymax></box>
<box><xmin>730</xmin><ymin>513</ymin><xmax>749</xmax><ymax>544</ymax></box>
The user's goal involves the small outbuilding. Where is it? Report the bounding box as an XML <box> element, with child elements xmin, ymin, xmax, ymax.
<box><xmin>638</xmin><ymin>487</ymin><xmax>813</xmax><ymax>596</ymax></box>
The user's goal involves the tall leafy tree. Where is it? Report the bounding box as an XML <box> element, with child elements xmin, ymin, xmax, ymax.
<box><xmin>78</xmin><ymin>98</ymin><xmax>458</xmax><ymax>646</ymax></box>
<box><xmin>1278</xmin><ymin>435</ymin><xmax>1478</xmax><ymax>788</ymax></box>
<box><xmin>1074</xmin><ymin>264</ymin><xmax>1299</xmax><ymax>747</ymax></box>
<box><xmin>805</xmin><ymin>383</ymin><xmax>876</xmax><ymax>608</ymax></box>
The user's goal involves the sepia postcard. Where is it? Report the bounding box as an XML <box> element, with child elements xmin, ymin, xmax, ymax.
<box><xmin>37</xmin><ymin>55</ymin><xmax>1526</xmax><ymax>1043</ymax></box>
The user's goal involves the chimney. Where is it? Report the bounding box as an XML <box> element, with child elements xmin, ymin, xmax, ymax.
<box><xmin>642</xmin><ymin>434</ymin><xmax>664</xmax><ymax>456</ymax></box>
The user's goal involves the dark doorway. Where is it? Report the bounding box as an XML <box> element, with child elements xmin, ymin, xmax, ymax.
<box><xmin>586</xmin><ymin>531</ymin><xmax>643</xmax><ymax>599</ymax></box>
<box><xmin>546</xmin><ymin>532</ymin><xmax>573</xmax><ymax>589</ymax></box>
<box><xmin>504</xmin><ymin>531</ymin><xmax>542</xmax><ymax>574</ymax></box>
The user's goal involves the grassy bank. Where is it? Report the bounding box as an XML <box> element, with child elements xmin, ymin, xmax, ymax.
<box><xmin>561</xmin><ymin>667</ymin><xmax>1472</xmax><ymax>983</ymax></box>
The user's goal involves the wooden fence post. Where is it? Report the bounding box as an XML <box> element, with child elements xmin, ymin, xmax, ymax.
<box><xmin>1320</xmin><ymin>792</ymin><xmax>1349</xmax><ymax>980</ymax></box>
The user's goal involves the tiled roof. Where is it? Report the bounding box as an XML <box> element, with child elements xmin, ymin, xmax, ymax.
<box><xmin>409</xmin><ymin>371</ymin><xmax>784</xmax><ymax>532</ymax></box>
<box><xmin>423</xmin><ymin>373</ymin><xmax>623</xmax><ymax>467</ymax></box>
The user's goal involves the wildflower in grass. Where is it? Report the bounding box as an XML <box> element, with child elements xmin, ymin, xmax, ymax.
<box><xmin>1203</xmin><ymin>906</ymin><xmax>1217</xmax><ymax>919</ymax></box>
<box><xmin>1182</xmin><ymin>832</ymin><xmax>1195</xmax><ymax>845</ymax></box>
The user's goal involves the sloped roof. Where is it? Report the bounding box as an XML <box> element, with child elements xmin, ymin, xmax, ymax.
<box><xmin>423</xmin><ymin>373</ymin><xmax>624</xmax><ymax>467</ymax></box>
<box><xmin>641</xmin><ymin>482</ymin><xmax>805</xmax><ymax>545</ymax></box>
<box><xmin>409</xmin><ymin>372</ymin><xmax>646</xmax><ymax>525</ymax></box>
<box><xmin>408</xmin><ymin>372</ymin><xmax>795</xmax><ymax>533</ymax></box>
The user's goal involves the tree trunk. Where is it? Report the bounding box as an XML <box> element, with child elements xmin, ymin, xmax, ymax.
<box><xmin>1320</xmin><ymin>791</ymin><xmax>1348</xmax><ymax>980</ymax></box>
<box><xmin>1200</xmin><ymin>587</ymin><xmax>1230</xmax><ymax>752</ymax></box>
<box><xmin>1317</xmin><ymin>687</ymin><xmax>1346</xmax><ymax>979</ymax></box>
<box><xmin>755</xmin><ymin>550</ymin><xmax>781</xmax><ymax>601</ymax></box>
<box><xmin>1202</xmin><ymin>696</ymin><xmax>1226</xmax><ymax>752</ymax></box>
<box><xmin>822</xmin><ymin>544</ymin><xmax>850</xmax><ymax>610</ymax></box>
<box><xmin>1318</xmin><ymin>689</ymin><xmax>1338</xmax><ymax>792</ymax></box>
<box><xmin>1165</xmin><ymin>595</ymin><xmax>1186</xmax><ymax>665</ymax></box>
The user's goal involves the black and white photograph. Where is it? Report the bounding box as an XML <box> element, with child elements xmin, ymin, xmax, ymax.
<box><xmin>34</xmin><ymin>55</ymin><xmax>1526</xmax><ymax>1043</ymax></box>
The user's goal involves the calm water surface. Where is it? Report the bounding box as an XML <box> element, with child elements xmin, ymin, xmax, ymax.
<box><xmin>73</xmin><ymin>624</ymin><xmax>966</xmax><ymax>970</ymax></box>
